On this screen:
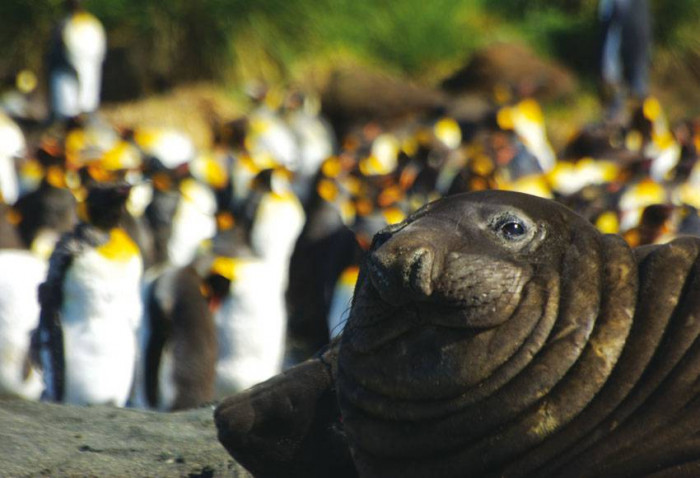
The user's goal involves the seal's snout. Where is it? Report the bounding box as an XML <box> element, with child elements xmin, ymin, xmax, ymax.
<box><xmin>368</xmin><ymin>234</ymin><xmax>439</xmax><ymax>305</ymax></box>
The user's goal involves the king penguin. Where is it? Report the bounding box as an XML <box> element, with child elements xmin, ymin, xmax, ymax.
<box><xmin>13</xmin><ymin>142</ymin><xmax>77</xmax><ymax>251</ymax></box>
<box><xmin>0</xmin><ymin>111</ymin><xmax>24</xmax><ymax>205</ymax></box>
<box><xmin>205</xmin><ymin>225</ymin><xmax>289</xmax><ymax>397</ymax></box>
<box><xmin>135</xmin><ymin>218</ymin><xmax>284</xmax><ymax>406</ymax></box>
<box><xmin>0</xmin><ymin>247</ymin><xmax>47</xmax><ymax>400</ymax></box>
<box><xmin>34</xmin><ymin>182</ymin><xmax>143</xmax><ymax>406</ymax></box>
<box><xmin>47</xmin><ymin>0</ymin><xmax>106</xmax><ymax>121</ymax></box>
<box><xmin>136</xmin><ymin>255</ymin><xmax>218</xmax><ymax>411</ymax></box>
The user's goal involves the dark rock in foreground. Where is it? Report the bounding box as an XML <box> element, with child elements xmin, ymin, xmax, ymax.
<box><xmin>0</xmin><ymin>397</ymin><xmax>251</xmax><ymax>477</ymax></box>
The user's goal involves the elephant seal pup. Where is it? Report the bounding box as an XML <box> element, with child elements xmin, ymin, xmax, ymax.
<box><xmin>216</xmin><ymin>190</ymin><xmax>700</xmax><ymax>478</ymax></box>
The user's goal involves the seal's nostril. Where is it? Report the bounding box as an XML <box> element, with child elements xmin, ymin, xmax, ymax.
<box><xmin>368</xmin><ymin>239</ymin><xmax>437</xmax><ymax>305</ymax></box>
<box><xmin>407</xmin><ymin>247</ymin><xmax>434</xmax><ymax>298</ymax></box>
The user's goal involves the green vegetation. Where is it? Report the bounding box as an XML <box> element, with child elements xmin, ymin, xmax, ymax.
<box><xmin>1</xmin><ymin>0</ymin><xmax>699</xmax><ymax>95</ymax></box>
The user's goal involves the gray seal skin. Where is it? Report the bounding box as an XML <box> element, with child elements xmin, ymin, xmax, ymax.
<box><xmin>216</xmin><ymin>190</ymin><xmax>700</xmax><ymax>478</ymax></box>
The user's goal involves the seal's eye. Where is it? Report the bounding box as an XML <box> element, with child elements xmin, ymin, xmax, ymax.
<box><xmin>495</xmin><ymin>217</ymin><xmax>528</xmax><ymax>241</ymax></box>
<box><xmin>501</xmin><ymin>221</ymin><xmax>525</xmax><ymax>238</ymax></box>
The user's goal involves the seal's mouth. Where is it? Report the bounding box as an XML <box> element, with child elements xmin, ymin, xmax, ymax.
<box><xmin>337</xmin><ymin>261</ymin><xmax>543</xmax><ymax>411</ymax></box>
<box><xmin>358</xmin><ymin>251</ymin><xmax>531</xmax><ymax>335</ymax></box>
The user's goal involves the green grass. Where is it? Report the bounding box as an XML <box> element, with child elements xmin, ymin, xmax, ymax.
<box><xmin>1</xmin><ymin>0</ymin><xmax>699</xmax><ymax>101</ymax></box>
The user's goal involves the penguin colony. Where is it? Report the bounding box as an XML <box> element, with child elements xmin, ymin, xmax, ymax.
<box><xmin>1</xmin><ymin>70</ymin><xmax>700</xmax><ymax>410</ymax></box>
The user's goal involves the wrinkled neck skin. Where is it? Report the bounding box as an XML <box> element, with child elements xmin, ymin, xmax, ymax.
<box><xmin>335</xmin><ymin>191</ymin><xmax>636</xmax><ymax>478</ymax></box>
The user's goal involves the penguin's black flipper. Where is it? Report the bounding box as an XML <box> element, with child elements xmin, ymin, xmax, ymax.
<box><xmin>33</xmin><ymin>303</ymin><xmax>65</xmax><ymax>401</ymax></box>
<box><xmin>214</xmin><ymin>343</ymin><xmax>356</xmax><ymax>478</ymax></box>
<box><xmin>143</xmin><ymin>270</ymin><xmax>176</xmax><ymax>408</ymax></box>
<box><xmin>34</xmin><ymin>230</ymin><xmax>83</xmax><ymax>402</ymax></box>
<box><xmin>143</xmin><ymin>281</ymin><xmax>172</xmax><ymax>408</ymax></box>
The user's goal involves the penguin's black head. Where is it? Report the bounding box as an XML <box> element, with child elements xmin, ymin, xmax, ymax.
<box><xmin>85</xmin><ymin>182</ymin><xmax>132</xmax><ymax>230</ymax></box>
<box><xmin>65</xmin><ymin>0</ymin><xmax>83</xmax><ymax>13</ymax></box>
<box><xmin>250</xmin><ymin>168</ymin><xmax>275</xmax><ymax>193</ymax></box>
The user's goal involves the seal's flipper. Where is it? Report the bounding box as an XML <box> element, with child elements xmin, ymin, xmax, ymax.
<box><xmin>214</xmin><ymin>351</ymin><xmax>356</xmax><ymax>478</ymax></box>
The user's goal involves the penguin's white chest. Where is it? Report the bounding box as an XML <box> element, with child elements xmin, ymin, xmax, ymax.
<box><xmin>250</xmin><ymin>193</ymin><xmax>305</xmax><ymax>272</ymax></box>
<box><xmin>214</xmin><ymin>261</ymin><xmax>286</xmax><ymax>397</ymax></box>
<box><xmin>0</xmin><ymin>251</ymin><xmax>47</xmax><ymax>399</ymax></box>
<box><xmin>60</xmin><ymin>249</ymin><xmax>143</xmax><ymax>406</ymax></box>
<box><xmin>168</xmin><ymin>180</ymin><xmax>217</xmax><ymax>266</ymax></box>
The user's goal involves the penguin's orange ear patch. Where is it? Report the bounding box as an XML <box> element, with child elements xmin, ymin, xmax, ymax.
<box><xmin>339</xmin><ymin>265</ymin><xmax>360</xmax><ymax>286</ymax></box>
<box><xmin>211</xmin><ymin>256</ymin><xmax>237</xmax><ymax>281</ymax></box>
<box><xmin>96</xmin><ymin>228</ymin><xmax>140</xmax><ymax>261</ymax></box>
<box><xmin>152</xmin><ymin>172</ymin><xmax>172</xmax><ymax>192</ymax></box>
<box><xmin>76</xmin><ymin>200</ymin><xmax>89</xmax><ymax>223</ymax></box>
<box><xmin>216</xmin><ymin>212</ymin><xmax>235</xmax><ymax>231</ymax></box>
<box><xmin>6</xmin><ymin>208</ymin><xmax>22</xmax><ymax>226</ymax></box>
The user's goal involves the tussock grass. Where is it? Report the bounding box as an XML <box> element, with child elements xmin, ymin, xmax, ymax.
<box><xmin>1</xmin><ymin>0</ymin><xmax>699</xmax><ymax>117</ymax></box>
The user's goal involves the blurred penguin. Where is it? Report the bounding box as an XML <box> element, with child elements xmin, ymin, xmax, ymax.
<box><xmin>246</xmin><ymin>85</ymin><xmax>299</xmax><ymax>172</ymax></box>
<box><xmin>137</xmin><ymin>220</ymin><xmax>288</xmax><ymax>403</ymax></box>
<box><xmin>245</xmin><ymin>167</ymin><xmax>305</xmax><ymax>283</ymax></box>
<box><xmin>0</xmin><ymin>246</ymin><xmax>47</xmax><ymax>400</ymax></box>
<box><xmin>0</xmin><ymin>156</ymin><xmax>48</xmax><ymax>399</ymax></box>
<box><xmin>495</xmin><ymin>98</ymin><xmax>556</xmax><ymax>176</ymax></box>
<box><xmin>285</xmin><ymin>159</ymin><xmax>358</xmax><ymax>362</ymax></box>
<box><xmin>617</xmin><ymin>177</ymin><xmax>668</xmax><ymax>232</ymax></box>
<box><xmin>47</xmin><ymin>0</ymin><xmax>106</xmax><ymax>122</ymax></box>
<box><xmin>327</xmin><ymin>265</ymin><xmax>359</xmax><ymax>340</ymax></box>
<box><xmin>13</xmin><ymin>141</ymin><xmax>77</xmax><ymax>252</ymax></box>
<box><xmin>206</xmin><ymin>226</ymin><xmax>289</xmax><ymax>396</ymax></box>
<box><xmin>284</xmin><ymin>90</ymin><xmax>337</xmax><ymax>206</ymax></box>
<box><xmin>0</xmin><ymin>111</ymin><xmax>25</xmax><ymax>204</ymax></box>
<box><xmin>242</xmin><ymin>168</ymin><xmax>305</xmax><ymax>366</ymax></box>
<box><xmin>622</xmin><ymin>203</ymin><xmax>674</xmax><ymax>247</ymax></box>
<box><xmin>77</xmin><ymin>136</ymin><xmax>155</xmax><ymax>268</ymax></box>
<box><xmin>326</xmin><ymin>207</ymin><xmax>401</xmax><ymax>340</ymax></box>
<box><xmin>0</xmin><ymin>69</ymin><xmax>41</xmax><ymax>122</ymax></box>
<box><xmin>33</xmin><ymin>182</ymin><xmax>142</xmax><ymax>406</ymax></box>
<box><xmin>136</xmin><ymin>127</ymin><xmax>217</xmax><ymax>267</ymax></box>
<box><xmin>678</xmin><ymin>205</ymin><xmax>700</xmax><ymax>237</ymax></box>
<box><xmin>628</xmin><ymin>97</ymin><xmax>681</xmax><ymax>183</ymax></box>
<box><xmin>136</xmin><ymin>255</ymin><xmax>217</xmax><ymax>411</ymax></box>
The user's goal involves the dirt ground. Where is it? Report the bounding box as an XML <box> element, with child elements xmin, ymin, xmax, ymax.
<box><xmin>0</xmin><ymin>397</ymin><xmax>251</xmax><ymax>478</ymax></box>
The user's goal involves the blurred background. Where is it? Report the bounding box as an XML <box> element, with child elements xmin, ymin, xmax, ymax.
<box><xmin>1</xmin><ymin>0</ymin><xmax>700</xmax><ymax>143</ymax></box>
<box><xmin>3</xmin><ymin>0</ymin><xmax>700</xmax><ymax>410</ymax></box>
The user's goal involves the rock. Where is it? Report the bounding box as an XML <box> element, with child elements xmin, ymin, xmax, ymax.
<box><xmin>321</xmin><ymin>66</ymin><xmax>448</xmax><ymax>137</ymax></box>
<box><xmin>441</xmin><ymin>42</ymin><xmax>577</xmax><ymax>101</ymax></box>
<box><xmin>0</xmin><ymin>397</ymin><xmax>251</xmax><ymax>477</ymax></box>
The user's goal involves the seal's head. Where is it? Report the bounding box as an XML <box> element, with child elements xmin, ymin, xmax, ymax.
<box><xmin>363</xmin><ymin>189</ymin><xmax>574</xmax><ymax>327</ymax></box>
<box><xmin>337</xmin><ymin>189</ymin><xmax>616</xmax><ymax>476</ymax></box>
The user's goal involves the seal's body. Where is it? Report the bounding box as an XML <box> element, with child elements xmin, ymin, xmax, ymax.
<box><xmin>337</xmin><ymin>189</ymin><xmax>633</xmax><ymax>478</ymax></box>
<box><xmin>216</xmin><ymin>190</ymin><xmax>700</xmax><ymax>478</ymax></box>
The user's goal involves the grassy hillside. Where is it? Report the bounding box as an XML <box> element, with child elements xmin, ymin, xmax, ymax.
<box><xmin>1</xmin><ymin>0</ymin><xmax>699</xmax><ymax>114</ymax></box>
